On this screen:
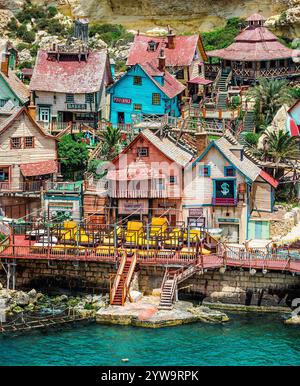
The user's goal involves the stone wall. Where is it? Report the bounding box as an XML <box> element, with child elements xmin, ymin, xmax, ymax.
<box><xmin>1</xmin><ymin>260</ymin><xmax>300</xmax><ymax>308</ymax></box>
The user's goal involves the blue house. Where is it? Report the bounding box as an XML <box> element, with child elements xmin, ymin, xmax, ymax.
<box><xmin>108</xmin><ymin>53</ymin><xmax>185</xmax><ymax>127</ymax></box>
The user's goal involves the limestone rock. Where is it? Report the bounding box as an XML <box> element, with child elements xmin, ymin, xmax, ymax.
<box><xmin>129</xmin><ymin>290</ymin><xmax>143</xmax><ymax>302</ymax></box>
<box><xmin>0</xmin><ymin>9</ymin><xmax>13</xmax><ymax>33</ymax></box>
<box><xmin>15</xmin><ymin>291</ymin><xmax>30</xmax><ymax>306</ymax></box>
<box><xmin>28</xmin><ymin>289</ymin><xmax>37</xmax><ymax>298</ymax></box>
<box><xmin>19</xmin><ymin>49</ymin><xmax>33</xmax><ymax>63</ymax></box>
<box><xmin>285</xmin><ymin>315</ymin><xmax>300</xmax><ymax>324</ymax></box>
<box><xmin>0</xmin><ymin>282</ymin><xmax>3</xmax><ymax>290</ymax></box>
<box><xmin>152</xmin><ymin>288</ymin><xmax>161</xmax><ymax>296</ymax></box>
<box><xmin>187</xmin><ymin>306</ymin><xmax>229</xmax><ymax>323</ymax></box>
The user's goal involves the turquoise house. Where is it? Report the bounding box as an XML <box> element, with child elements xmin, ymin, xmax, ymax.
<box><xmin>108</xmin><ymin>60</ymin><xmax>185</xmax><ymax>127</ymax></box>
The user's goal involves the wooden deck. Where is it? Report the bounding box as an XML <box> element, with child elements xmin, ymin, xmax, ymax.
<box><xmin>1</xmin><ymin>235</ymin><xmax>300</xmax><ymax>273</ymax></box>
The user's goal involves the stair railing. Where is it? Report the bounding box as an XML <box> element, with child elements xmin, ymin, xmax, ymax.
<box><xmin>110</xmin><ymin>250</ymin><xmax>127</xmax><ymax>305</ymax></box>
<box><xmin>123</xmin><ymin>252</ymin><xmax>137</xmax><ymax>305</ymax></box>
<box><xmin>225</xmin><ymin>70</ymin><xmax>233</xmax><ymax>90</ymax></box>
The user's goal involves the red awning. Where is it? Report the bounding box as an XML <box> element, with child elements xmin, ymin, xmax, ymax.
<box><xmin>188</xmin><ymin>77</ymin><xmax>213</xmax><ymax>85</ymax></box>
<box><xmin>20</xmin><ymin>160</ymin><xmax>58</xmax><ymax>177</ymax></box>
<box><xmin>259</xmin><ymin>170</ymin><xmax>278</xmax><ymax>188</ymax></box>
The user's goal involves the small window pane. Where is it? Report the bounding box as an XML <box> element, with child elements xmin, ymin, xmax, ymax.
<box><xmin>152</xmin><ymin>93</ymin><xmax>161</xmax><ymax>105</ymax></box>
<box><xmin>133</xmin><ymin>76</ymin><xmax>142</xmax><ymax>85</ymax></box>
<box><xmin>134</xmin><ymin>104</ymin><xmax>142</xmax><ymax>111</ymax></box>
<box><xmin>24</xmin><ymin>136</ymin><xmax>34</xmax><ymax>148</ymax></box>
<box><xmin>11</xmin><ymin>137</ymin><xmax>22</xmax><ymax>149</ymax></box>
<box><xmin>137</xmin><ymin>147</ymin><xmax>149</xmax><ymax>157</ymax></box>
<box><xmin>85</xmin><ymin>93</ymin><xmax>94</xmax><ymax>103</ymax></box>
<box><xmin>66</xmin><ymin>94</ymin><xmax>75</xmax><ymax>103</ymax></box>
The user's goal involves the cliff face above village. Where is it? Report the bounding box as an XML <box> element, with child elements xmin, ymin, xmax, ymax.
<box><xmin>0</xmin><ymin>0</ymin><xmax>299</xmax><ymax>37</ymax></box>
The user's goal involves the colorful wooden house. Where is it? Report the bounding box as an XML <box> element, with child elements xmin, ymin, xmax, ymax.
<box><xmin>29</xmin><ymin>47</ymin><xmax>113</xmax><ymax>133</ymax></box>
<box><xmin>106</xmin><ymin>128</ymin><xmax>194</xmax><ymax>225</ymax></box>
<box><xmin>0</xmin><ymin>105</ymin><xmax>58</xmax><ymax>218</ymax></box>
<box><xmin>126</xmin><ymin>29</ymin><xmax>208</xmax><ymax>99</ymax></box>
<box><xmin>206</xmin><ymin>13</ymin><xmax>300</xmax><ymax>84</ymax></box>
<box><xmin>108</xmin><ymin>60</ymin><xmax>185</xmax><ymax>127</ymax></box>
<box><xmin>0</xmin><ymin>41</ymin><xmax>30</xmax><ymax>108</ymax></box>
<box><xmin>183</xmin><ymin>134</ymin><xmax>278</xmax><ymax>242</ymax></box>
<box><xmin>286</xmin><ymin>100</ymin><xmax>300</xmax><ymax>137</ymax></box>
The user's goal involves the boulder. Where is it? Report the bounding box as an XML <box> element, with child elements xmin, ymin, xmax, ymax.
<box><xmin>129</xmin><ymin>290</ymin><xmax>143</xmax><ymax>303</ymax></box>
<box><xmin>15</xmin><ymin>291</ymin><xmax>29</xmax><ymax>306</ymax></box>
<box><xmin>152</xmin><ymin>288</ymin><xmax>161</xmax><ymax>297</ymax></box>
<box><xmin>285</xmin><ymin>315</ymin><xmax>300</xmax><ymax>325</ymax></box>
<box><xmin>28</xmin><ymin>289</ymin><xmax>37</xmax><ymax>298</ymax></box>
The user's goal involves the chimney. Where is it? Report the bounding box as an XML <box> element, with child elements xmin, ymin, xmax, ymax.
<box><xmin>1</xmin><ymin>52</ymin><xmax>10</xmax><ymax>77</ymax></box>
<box><xmin>28</xmin><ymin>92</ymin><xmax>37</xmax><ymax>121</ymax></box>
<box><xmin>167</xmin><ymin>27</ymin><xmax>176</xmax><ymax>49</ymax></box>
<box><xmin>158</xmin><ymin>48</ymin><xmax>166</xmax><ymax>72</ymax></box>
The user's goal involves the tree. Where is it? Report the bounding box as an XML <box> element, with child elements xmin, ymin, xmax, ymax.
<box><xmin>100</xmin><ymin>126</ymin><xmax>122</xmax><ymax>160</ymax></box>
<box><xmin>58</xmin><ymin>134</ymin><xmax>89</xmax><ymax>180</ymax></box>
<box><xmin>259</xmin><ymin>130</ymin><xmax>300</xmax><ymax>178</ymax></box>
<box><xmin>248</xmin><ymin>78</ymin><xmax>294</xmax><ymax>127</ymax></box>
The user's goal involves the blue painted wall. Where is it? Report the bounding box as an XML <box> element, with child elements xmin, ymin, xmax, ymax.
<box><xmin>108</xmin><ymin>65</ymin><xmax>181</xmax><ymax>126</ymax></box>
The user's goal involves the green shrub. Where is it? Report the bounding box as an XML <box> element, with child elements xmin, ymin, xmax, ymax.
<box><xmin>47</xmin><ymin>6</ymin><xmax>58</xmax><ymax>18</ymax></box>
<box><xmin>16</xmin><ymin>42</ymin><xmax>30</xmax><ymax>51</ymax></box>
<box><xmin>229</xmin><ymin>95</ymin><xmax>241</xmax><ymax>110</ymax></box>
<box><xmin>244</xmin><ymin>132</ymin><xmax>260</xmax><ymax>147</ymax></box>
<box><xmin>7</xmin><ymin>17</ymin><xmax>18</xmax><ymax>31</ymax></box>
<box><xmin>89</xmin><ymin>23</ymin><xmax>133</xmax><ymax>46</ymax></box>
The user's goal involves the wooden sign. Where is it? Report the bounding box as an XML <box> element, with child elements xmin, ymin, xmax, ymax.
<box><xmin>189</xmin><ymin>208</ymin><xmax>204</xmax><ymax>217</ymax></box>
<box><xmin>113</xmin><ymin>97</ymin><xmax>131</xmax><ymax>104</ymax></box>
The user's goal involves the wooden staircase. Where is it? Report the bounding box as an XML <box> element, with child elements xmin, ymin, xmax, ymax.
<box><xmin>158</xmin><ymin>264</ymin><xmax>201</xmax><ymax>310</ymax></box>
<box><xmin>110</xmin><ymin>251</ymin><xmax>137</xmax><ymax>306</ymax></box>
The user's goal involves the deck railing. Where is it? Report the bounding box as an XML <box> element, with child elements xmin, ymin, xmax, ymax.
<box><xmin>0</xmin><ymin>181</ymin><xmax>44</xmax><ymax>192</ymax></box>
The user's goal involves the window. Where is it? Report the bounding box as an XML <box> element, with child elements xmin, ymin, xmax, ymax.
<box><xmin>10</xmin><ymin>137</ymin><xmax>22</xmax><ymax>149</ymax></box>
<box><xmin>199</xmin><ymin>165</ymin><xmax>211</xmax><ymax>177</ymax></box>
<box><xmin>134</xmin><ymin>104</ymin><xmax>142</xmax><ymax>111</ymax></box>
<box><xmin>39</xmin><ymin>107</ymin><xmax>50</xmax><ymax>122</ymax></box>
<box><xmin>155</xmin><ymin>178</ymin><xmax>165</xmax><ymax>191</ymax></box>
<box><xmin>85</xmin><ymin>93</ymin><xmax>94</xmax><ymax>103</ymax></box>
<box><xmin>147</xmin><ymin>41</ymin><xmax>157</xmax><ymax>52</ymax></box>
<box><xmin>24</xmin><ymin>136</ymin><xmax>34</xmax><ymax>148</ymax></box>
<box><xmin>0</xmin><ymin>99</ymin><xmax>8</xmax><ymax>108</ymax></box>
<box><xmin>224</xmin><ymin>166</ymin><xmax>236</xmax><ymax>177</ymax></box>
<box><xmin>152</xmin><ymin>93</ymin><xmax>161</xmax><ymax>105</ymax></box>
<box><xmin>133</xmin><ymin>76</ymin><xmax>142</xmax><ymax>85</ymax></box>
<box><xmin>137</xmin><ymin>147</ymin><xmax>149</xmax><ymax>157</ymax></box>
<box><xmin>169</xmin><ymin>175</ymin><xmax>177</xmax><ymax>184</ymax></box>
<box><xmin>0</xmin><ymin>167</ymin><xmax>9</xmax><ymax>181</ymax></box>
<box><xmin>66</xmin><ymin>94</ymin><xmax>75</xmax><ymax>103</ymax></box>
<box><xmin>176</xmin><ymin>69</ymin><xmax>184</xmax><ymax>79</ymax></box>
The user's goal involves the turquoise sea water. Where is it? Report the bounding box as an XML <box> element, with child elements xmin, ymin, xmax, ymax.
<box><xmin>1</xmin><ymin>313</ymin><xmax>300</xmax><ymax>366</ymax></box>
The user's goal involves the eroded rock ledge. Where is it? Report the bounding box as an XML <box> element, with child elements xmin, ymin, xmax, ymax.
<box><xmin>96</xmin><ymin>297</ymin><xmax>229</xmax><ymax>328</ymax></box>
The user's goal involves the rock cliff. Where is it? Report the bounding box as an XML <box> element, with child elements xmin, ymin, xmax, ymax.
<box><xmin>0</xmin><ymin>0</ymin><xmax>299</xmax><ymax>36</ymax></box>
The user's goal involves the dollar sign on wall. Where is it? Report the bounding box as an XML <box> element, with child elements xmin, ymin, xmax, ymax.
<box><xmin>221</xmin><ymin>182</ymin><xmax>230</xmax><ymax>196</ymax></box>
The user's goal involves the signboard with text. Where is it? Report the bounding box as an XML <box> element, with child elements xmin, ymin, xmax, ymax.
<box><xmin>113</xmin><ymin>97</ymin><xmax>131</xmax><ymax>104</ymax></box>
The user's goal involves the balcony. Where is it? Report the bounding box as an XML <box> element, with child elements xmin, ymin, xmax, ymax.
<box><xmin>0</xmin><ymin>181</ymin><xmax>44</xmax><ymax>194</ymax></box>
<box><xmin>212</xmin><ymin>197</ymin><xmax>237</xmax><ymax>206</ymax></box>
<box><xmin>108</xmin><ymin>189</ymin><xmax>168</xmax><ymax>199</ymax></box>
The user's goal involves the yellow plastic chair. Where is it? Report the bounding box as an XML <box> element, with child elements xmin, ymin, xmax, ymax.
<box><xmin>125</xmin><ymin>221</ymin><xmax>143</xmax><ymax>245</ymax></box>
<box><xmin>149</xmin><ymin>217</ymin><xmax>168</xmax><ymax>237</ymax></box>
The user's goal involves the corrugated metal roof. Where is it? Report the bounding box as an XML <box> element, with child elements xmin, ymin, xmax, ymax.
<box><xmin>29</xmin><ymin>50</ymin><xmax>111</xmax><ymax>93</ymax></box>
<box><xmin>142</xmin><ymin>129</ymin><xmax>193</xmax><ymax>167</ymax></box>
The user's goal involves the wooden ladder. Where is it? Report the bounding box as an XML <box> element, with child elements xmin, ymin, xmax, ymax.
<box><xmin>110</xmin><ymin>251</ymin><xmax>137</xmax><ymax>306</ymax></box>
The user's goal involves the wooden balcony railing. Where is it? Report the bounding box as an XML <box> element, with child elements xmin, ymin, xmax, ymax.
<box><xmin>108</xmin><ymin>189</ymin><xmax>168</xmax><ymax>198</ymax></box>
<box><xmin>0</xmin><ymin>181</ymin><xmax>44</xmax><ymax>193</ymax></box>
<box><xmin>233</xmin><ymin>65</ymin><xmax>300</xmax><ymax>79</ymax></box>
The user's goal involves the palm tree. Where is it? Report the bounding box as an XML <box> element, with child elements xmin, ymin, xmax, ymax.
<box><xmin>100</xmin><ymin>125</ymin><xmax>122</xmax><ymax>160</ymax></box>
<box><xmin>260</xmin><ymin>130</ymin><xmax>300</xmax><ymax>178</ymax></box>
<box><xmin>248</xmin><ymin>78</ymin><xmax>294</xmax><ymax>126</ymax></box>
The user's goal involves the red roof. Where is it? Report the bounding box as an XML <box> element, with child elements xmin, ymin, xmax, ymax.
<box><xmin>127</xmin><ymin>34</ymin><xmax>206</xmax><ymax>67</ymax></box>
<box><xmin>246</xmin><ymin>13</ymin><xmax>266</xmax><ymax>21</ymax></box>
<box><xmin>20</xmin><ymin>160</ymin><xmax>58</xmax><ymax>177</ymax></box>
<box><xmin>141</xmin><ymin>63</ymin><xmax>185</xmax><ymax>98</ymax></box>
<box><xmin>207</xmin><ymin>25</ymin><xmax>294</xmax><ymax>61</ymax></box>
<box><xmin>30</xmin><ymin>50</ymin><xmax>112</xmax><ymax>93</ymax></box>
<box><xmin>188</xmin><ymin>77</ymin><xmax>213</xmax><ymax>85</ymax></box>
<box><xmin>259</xmin><ymin>170</ymin><xmax>279</xmax><ymax>188</ymax></box>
